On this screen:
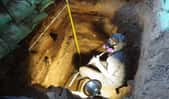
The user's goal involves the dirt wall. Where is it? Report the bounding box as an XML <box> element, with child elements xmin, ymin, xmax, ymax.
<box><xmin>127</xmin><ymin>0</ymin><xmax>169</xmax><ymax>99</ymax></box>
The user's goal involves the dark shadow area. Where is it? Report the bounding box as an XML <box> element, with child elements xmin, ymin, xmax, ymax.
<box><xmin>112</xmin><ymin>3</ymin><xmax>143</xmax><ymax>80</ymax></box>
<box><xmin>91</xmin><ymin>18</ymin><xmax>110</xmax><ymax>40</ymax></box>
<box><xmin>0</xmin><ymin>38</ymin><xmax>50</xmax><ymax>99</ymax></box>
<box><xmin>72</xmin><ymin>50</ymin><xmax>102</xmax><ymax>70</ymax></box>
<box><xmin>49</xmin><ymin>32</ymin><xmax>58</xmax><ymax>41</ymax></box>
<box><xmin>0</xmin><ymin>42</ymin><xmax>30</xmax><ymax>95</ymax></box>
<box><xmin>0</xmin><ymin>16</ymin><xmax>59</xmax><ymax>97</ymax></box>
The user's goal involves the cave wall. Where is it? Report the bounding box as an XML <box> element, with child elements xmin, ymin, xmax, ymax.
<box><xmin>0</xmin><ymin>0</ymin><xmax>127</xmax><ymax>95</ymax></box>
<box><xmin>128</xmin><ymin>0</ymin><xmax>169</xmax><ymax>99</ymax></box>
<box><xmin>0</xmin><ymin>0</ymin><xmax>55</xmax><ymax>59</ymax></box>
<box><xmin>28</xmin><ymin>0</ymin><xmax>110</xmax><ymax>87</ymax></box>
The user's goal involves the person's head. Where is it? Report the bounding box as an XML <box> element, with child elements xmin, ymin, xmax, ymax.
<box><xmin>103</xmin><ymin>33</ymin><xmax>126</xmax><ymax>53</ymax></box>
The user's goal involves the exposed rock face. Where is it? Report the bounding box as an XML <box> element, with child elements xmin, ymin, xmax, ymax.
<box><xmin>127</xmin><ymin>0</ymin><xmax>169</xmax><ymax>99</ymax></box>
<box><xmin>0</xmin><ymin>0</ymin><xmax>55</xmax><ymax>59</ymax></box>
<box><xmin>28</xmin><ymin>0</ymin><xmax>127</xmax><ymax>88</ymax></box>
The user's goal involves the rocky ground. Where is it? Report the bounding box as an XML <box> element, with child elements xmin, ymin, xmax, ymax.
<box><xmin>127</xmin><ymin>0</ymin><xmax>169</xmax><ymax>99</ymax></box>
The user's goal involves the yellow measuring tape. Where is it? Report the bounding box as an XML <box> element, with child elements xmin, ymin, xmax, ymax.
<box><xmin>65</xmin><ymin>0</ymin><xmax>81</xmax><ymax>55</ymax></box>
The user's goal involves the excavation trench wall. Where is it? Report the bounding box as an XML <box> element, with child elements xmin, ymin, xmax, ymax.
<box><xmin>127</xmin><ymin>0</ymin><xmax>169</xmax><ymax>99</ymax></box>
